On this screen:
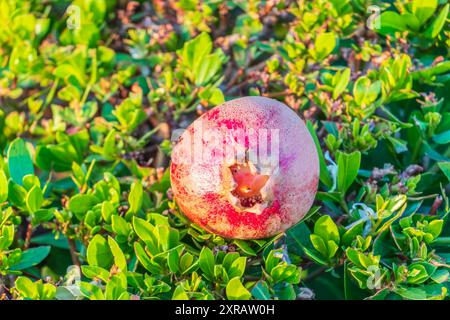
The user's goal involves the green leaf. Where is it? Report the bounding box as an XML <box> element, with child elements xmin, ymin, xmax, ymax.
<box><xmin>68</xmin><ymin>194</ymin><xmax>100</xmax><ymax>217</ymax></box>
<box><xmin>128</xmin><ymin>180</ymin><xmax>143</xmax><ymax>214</ymax></box>
<box><xmin>332</xmin><ymin>68</ymin><xmax>350</xmax><ymax>99</ymax></box>
<box><xmin>378</xmin><ymin>11</ymin><xmax>407</xmax><ymax>35</ymax></box>
<box><xmin>310</xmin><ymin>234</ymin><xmax>328</xmax><ymax>257</ymax></box>
<box><xmin>81</xmin><ymin>265</ymin><xmax>110</xmax><ymax>282</ymax></box>
<box><xmin>314</xmin><ymin>215</ymin><xmax>340</xmax><ymax>244</ymax></box>
<box><xmin>407</xmin><ymin>263</ymin><xmax>431</xmax><ymax>284</ymax></box>
<box><xmin>80</xmin><ymin>282</ymin><xmax>105</xmax><ymax>300</ymax></box>
<box><xmin>32</xmin><ymin>209</ymin><xmax>54</xmax><ymax>224</ymax></box>
<box><xmin>402</xmin><ymin>13</ymin><xmax>421</xmax><ymax>31</ymax></box>
<box><xmin>105</xmin><ymin>273</ymin><xmax>127</xmax><ymax>300</ymax></box>
<box><xmin>101</xmin><ymin>130</ymin><xmax>119</xmax><ymax>160</ymax></box>
<box><xmin>424</xmin><ymin>142</ymin><xmax>450</xmax><ymax>162</ymax></box>
<box><xmin>222</xmin><ymin>252</ymin><xmax>239</xmax><ymax>271</ymax></box>
<box><xmin>274</xmin><ymin>283</ymin><xmax>296</xmax><ymax>300</ymax></box>
<box><xmin>68</xmin><ymin>129</ymin><xmax>90</xmax><ymax>161</ymax></box>
<box><xmin>413</xmin><ymin>61</ymin><xmax>450</xmax><ymax>81</ymax></box>
<box><xmin>228</xmin><ymin>256</ymin><xmax>247</xmax><ymax>278</ymax></box>
<box><xmin>326</xmin><ymin>240</ymin><xmax>339</xmax><ymax>259</ymax></box>
<box><xmin>14</xmin><ymin>277</ymin><xmax>37</xmax><ymax>299</ymax></box>
<box><xmin>108</xmin><ymin>236</ymin><xmax>127</xmax><ymax>271</ymax></box>
<box><xmin>133</xmin><ymin>216</ymin><xmax>155</xmax><ymax>242</ymax></box>
<box><xmin>286</xmin><ymin>222</ymin><xmax>311</xmax><ymax>255</ymax></box>
<box><xmin>264</xmin><ymin>250</ymin><xmax>281</xmax><ymax>274</ymax></box>
<box><xmin>430</xmin><ymin>269</ymin><xmax>449</xmax><ymax>284</ymax></box>
<box><xmin>113</xmin><ymin>96</ymin><xmax>146</xmax><ymax>133</ymax></box>
<box><xmin>101</xmin><ymin>201</ymin><xmax>114</xmax><ymax>223</ymax></box>
<box><xmin>337</xmin><ymin>151</ymin><xmax>361</xmax><ymax>193</ymax></box>
<box><xmin>302</xmin><ymin>245</ymin><xmax>329</xmax><ymax>266</ymax></box>
<box><xmin>233</xmin><ymin>240</ymin><xmax>257</xmax><ymax>256</ymax></box>
<box><xmin>412</xmin><ymin>0</ymin><xmax>438</xmax><ymax>25</ymax></box>
<box><xmin>226</xmin><ymin>277</ymin><xmax>251</xmax><ymax>300</ymax></box>
<box><xmin>0</xmin><ymin>169</ymin><xmax>8</xmax><ymax>203</ymax></box>
<box><xmin>386</xmin><ymin>136</ymin><xmax>408</xmax><ymax>154</ymax></box>
<box><xmin>346</xmin><ymin>248</ymin><xmax>361</xmax><ymax>267</ymax></box>
<box><xmin>425</xmin><ymin>220</ymin><xmax>443</xmax><ymax>239</ymax></box>
<box><xmin>199</xmin><ymin>87</ymin><xmax>224</xmax><ymax>105</ymax></box>
<box><xmin>37</xmin><ymin>280</ymin><xmax>56</xmax><ymax>300</ymax></box>
<box><xmin>438</xmin><ymin>162</ymin><xmax>450</xmax><ymax>181</ymax></box>
<box><xmin>271</xmin><ymin>265</ymin><xmax>301</xmax><ymax>284</ymax></box>
<box><xmin>111</xmin><ymin>215</ymin><xmax>131</xmax><ymax>238</ymax></box>
<box><xmin>342</xmin><ymin>222</ymin><xmax>364</xmax><ymax>246</ymax></box>
<box><xmin>10</xmin><ymin>246</ymin><xmax>51</xmax><ymax>271</ymax></box>
<box><xmin>26</xmin><ymin>185</ymin><xmax>43</xmax><ymax>213</ymax></box>
<box><xmin>433</xmin><ymin>130</ymin><xmax>450</xmax><ymax>144</ymax></box>
<box><xmin>181</xmin><ymin>32</ymin><xmax>212</xmax><ymax>70</ymax></box>
<box><xmin>39</xmin><ymin>282</ymin><xmax>56</xmax><ymax>301</ymax></box>
<box><xmin>179</xmin><ymin>32</ymin><xmax>224</xmax><ymax>86</ymax></box>
<box><xmin>167</xmin><ymin>249</ymin><xmax>180</xmax><ymax>273</ymax></box>
<box><xmin>251</xmin><ymin>281</ymin><xmax>271</xmax><ymax>300</ymax></box>
<box><xmin>194</xmin><ymin>53</ymin><xmax>223</xmax><ymax>86</ymax></box>
<box><xmin>22</xmin><ymin>175</ymin><xmax>40</xmax><ymax>191</ymax></box>
<box><xmin>313</xmin><ymin>32</ymin><xmax>336</xmax><ymax>60</ymax></box>
<box><xmin>7</xmin><ymin>180</ymin><xmax>27</xmax><ymax>208</ymax></box>
<box><xmin>148</xmin><ymin>169</ymin><xmax>171</xmax><ymax>193</ymax></box>
<box><xmin>134</xmin><ymin>242</ymin><xmax>160</xmax><ymax>274</ymax></box>
<box><xmin>424</xmin><ymin>4</ymin><xmax>449</xmax><ymax>38</ymax></box>
<box><xmin>306</xmin><ymin>121</ymin><xmax>333</xmax><ymax>188</ymax></box>
<box><xmin>198</xmin><ymin>247</ymin><xmax>215</xmax><ymax>278</ymax></box>
<box><xmin>7</xmin><ymin>138</ymin><xmax>34</xmax><ymax>186</ymax></box>
<box><xmin>86</xmin><ymin>234</ymin><xmax>113</xmax><ymax>269</ymax></box>
<box><xmin>0</xmin><ymin>225</ymin><xmax>15</xmax><ymax>250</ymax></box>
<box><xmin>172</xmin><ymin>285</ymin><xmax>189</xmax><ymax>300</ymax></box>
<box><xmin>353</xmin><ymin>77</ymin><xmax>381</xmax><ymax>106</ymax></box>
<box><xmin>31</xmin><ymin>233</ymin><xmax>71</xmax><ymax>250</ymax></box>
<box><xmin>395</xmin><ymin>287</ymin><xmax>427</xmax><ymax>300</ymax></box>
<box><xmin>180</xmin><ymin>252</ymin><xmax>195</xmax><ymax>273</ymax></box>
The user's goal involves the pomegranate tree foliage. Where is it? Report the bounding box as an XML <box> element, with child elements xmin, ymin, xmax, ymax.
<box><xmin>0</xmin><ymin>0</ymin><xmax>449</xmax><ymax>300</ymax></box>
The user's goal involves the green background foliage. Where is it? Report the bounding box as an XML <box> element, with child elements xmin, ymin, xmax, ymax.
<box><xmin>0</xmin><ymin>0</ymin><xmax>449</xmax><ymax>300</ymax></box>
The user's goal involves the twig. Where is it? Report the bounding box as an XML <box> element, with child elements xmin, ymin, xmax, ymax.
<box><xmin>225</xmin><ymin>68</ymin><xmax>244</xmax><ymax>90</ymax></box>
<box><xmin>22</xmin><ymin>271</ymin><xmax>41</xmax><ymax>281</ymax></box>
<box><xmin>246</xmin><ymin>59</ymin><xmax>270</xmax><ymax>74</ymax></box>
<box><xmin>262</xmin><ymin>90</ymin><xmax>291</xmax><ymax>98</ymax></box>
<box><xmin>225</xmin><ymin>79</ymin><xmax>251</xmax><ymax>95</ymax></box>
<box><xmin>429</xmin><ymin>195</ymin><xmax>443</xmax><ymax>215</ymax></box>
<box><xmin>68</xmin><ymin>238</ymin><xmax>81</xmax><ymax>267</ymax></box>
<box><xmin>23</xmin><ymin>222</ymin><xmax>33</xmax><ymax>250</ymax></box>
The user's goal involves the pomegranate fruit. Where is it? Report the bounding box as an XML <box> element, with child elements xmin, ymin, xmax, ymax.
<box><xmin>170</xmin><ymin>96</ymin><xmax>319</xmax><ymax>239</ymax></box>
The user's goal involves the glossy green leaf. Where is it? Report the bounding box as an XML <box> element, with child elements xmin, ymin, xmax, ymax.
<box><xmin>7</xmin><ymin>138</ymin><xmax>34</xmax><ymax>185</ymax></box>
<box><xmin>226</xmin><ymin>277</ymin><xmax>251</xmax><ymax>300</ymax></box>
<box><xmin>26</xmin><ymin>185</ymin><xmax>43</xmax><ymax>213</ymax></box>
<box><xmin>337</xmin><ymin>151</ymin><xmax>361</xmax><ymax>193</ymax></box>
<box><xmin>10</xmin><ymin>246</ymin><xmax>51</xmax><ymax>271</ymax></box>
<box><xmin>86</xmin><ymin>234</ymin><xmax>113</xmax><ymax>269</ymax></box>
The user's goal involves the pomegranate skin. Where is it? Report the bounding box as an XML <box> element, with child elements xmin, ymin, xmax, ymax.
<box><xmin>170</xmin><ymin>96</ymin><xmax>319</xmax><ymax>239</ymax></box>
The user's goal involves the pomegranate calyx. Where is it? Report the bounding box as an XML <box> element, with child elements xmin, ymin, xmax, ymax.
<box><xmin>226</xmin><ymin>161</ymin><xmax>277</xmax><ymax>214</ymax></box>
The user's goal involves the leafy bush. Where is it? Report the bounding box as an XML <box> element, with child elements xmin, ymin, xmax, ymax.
<box><xmin>0</xmin><ymin>0</ymin><xmax>449</xmax><ymax>300</ymax></box>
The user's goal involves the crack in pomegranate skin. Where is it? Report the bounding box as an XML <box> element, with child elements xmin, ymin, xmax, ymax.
<box><xmin>170</xmin><ymin>96</ymin><xmax>319</xmax><ymax>239</ymax></box>
<box><xmin>230</xmin><ymin>190</ymin><xmax>264</xmax><ymax>208</ymax></box>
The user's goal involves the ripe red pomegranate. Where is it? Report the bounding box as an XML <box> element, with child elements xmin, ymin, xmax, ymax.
<box><xmin>170</xmin><ymin>96</ymin><xmax>319</xmax><ymax>239</ymax></box>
